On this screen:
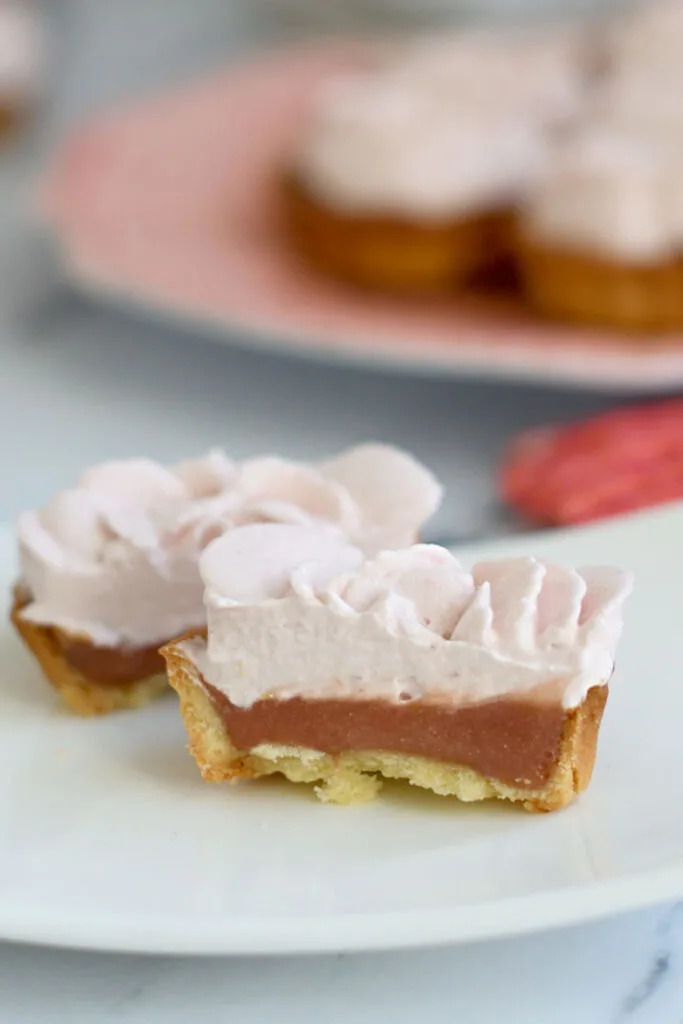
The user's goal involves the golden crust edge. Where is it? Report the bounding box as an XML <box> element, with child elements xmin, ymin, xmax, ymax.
<box><xmin>516</xmin><ymin>227</ymin><xmax>683</xmax><ymax>333</ymax></box>
<box><xmin>282</xmin><ymin>174</ymin><xmax>513</xmax><ymax>294</ymax></box>
<box><xmin>10</xmin><ymin>585</ymin><xmax>169</xmax><ymax>717</ymax></box>
<box><xmin>161</xmin><ymin>638</ymin><xmax>607</xmax><ymax>813</ymax></box>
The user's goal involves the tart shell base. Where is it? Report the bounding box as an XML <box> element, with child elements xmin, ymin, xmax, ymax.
<box><xmin>519</xmin><ymin>232</ymin><xmax>683</xmax><ymax>333</ymax></box>
<box><xmin>284</xmin><ymin>175</ymin><xmax>512</xmax><ymax>295</ymax></box>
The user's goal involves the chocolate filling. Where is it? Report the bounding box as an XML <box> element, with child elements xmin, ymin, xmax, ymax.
<box><xmin>15</xmin><ymin>586</ymin><xmax>169</xmax><ymax>688</ymax></box>
<box><xmin>204</xmin><ymin>683</ymin><xmax>606</xmax><ymax>789</ymax></box>
<box><xmin>60</xmin><ymin>637</ymin><xmax>166</xmax><ymax>687</ymax></box>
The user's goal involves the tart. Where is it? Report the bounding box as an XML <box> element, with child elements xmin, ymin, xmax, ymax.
<box><xmin>13</xmin><ymin>445</ymin><xmax>441</xmax><ymax>715</ymax></box>
<box><xmin>286</xmin><ymin>27</ymin><xmax>592</xmax><ymax>294</ymax></box>
<box><xmin>163</xmin><ymin>521</ymin><xmax>632</xmax><ymax>810</ymax></box>
<box><xmin>518</xmin><ymin>125</ymin><xmax>683</xmax><ymax>332</ymax></box>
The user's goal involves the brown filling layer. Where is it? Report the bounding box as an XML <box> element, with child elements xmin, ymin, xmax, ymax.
<box><xmin>60</xmin><ymin>637</ymin><xmax>166</xmax><ymax>687</ymax></box>
<box><xmin>15</xmin><ymin>587</ymin><xmax>169</xmax><ymax>688</ymax></box>
<box><xmin>204</xmin><ymin>682</ymin><xmax>605</xmax><ymax>789</ymax></box>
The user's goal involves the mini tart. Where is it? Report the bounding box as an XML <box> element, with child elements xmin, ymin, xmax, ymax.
<box><xmin>283</xmin><ymin>174</ymin><xmax>513</xmax><ymax>295</ymax></box>
<box><xmin>15</xmin><ymin>447</ymin><xmax>442</xmax><ymax>716</ymax></box>
<box><xmin>162</xmin><ymin>632</ymin><xmax>608</xmax><ymax>812</ymax></box>
<box><xmin>11</xmin><ymin>585</ymin><xmax>168</xmax><ymax>717</ymax></box>
<box><xmin>517</xmin><ymin>229</ymin><xmax>683</xmax><ymax>333</ymax></box>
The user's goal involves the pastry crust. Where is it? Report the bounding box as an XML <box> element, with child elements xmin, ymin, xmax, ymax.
<box><xmin>283</xmin><ymin>174</ymin><xmax>511</xmax><ymax>294</ymax></box>
<box><xmin>518</xmin><ymin>230</ymin><xmax>683</xmax><ymax>333</ymax></box>
<box><xmin>162</xmin><ymin>635</ymin><xmax>607</xmax><ymax>812</ymax></box>
<box><xmin>10</xmin><ymin>586</ymin><xmax>168</xmax><ymax>716</ymax></box>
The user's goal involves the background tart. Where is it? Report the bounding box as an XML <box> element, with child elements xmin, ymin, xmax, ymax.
<box><xmin>11</xmin><ymin>585</ymin><xmax>168</xmax><ymax>716</ymax></box>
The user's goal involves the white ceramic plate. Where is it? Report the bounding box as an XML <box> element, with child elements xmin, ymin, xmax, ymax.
<box><xmin>1</xmin><ymin>506</ymin><xmax>682</xmax><ymax>956</ymax></box>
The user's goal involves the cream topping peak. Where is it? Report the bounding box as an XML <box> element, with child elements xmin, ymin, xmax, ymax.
<box><xmin>17</xmin><ymin>445</ymin><xmax>441</xmax><ymax>645</ymax></box>
<box><xmin>524</xmin><ymin>125</ymin><xmax>683</xmax><ymax>260</ymax></box>
<box><xmin>194</xmin><ymin>524</ymin><xmax>633</xmax><ymax>709</ymax></box>
<box><xmin>297</xmin><ymin>28</ymin><xmax>591</xmax><ymax>218</ymax></box>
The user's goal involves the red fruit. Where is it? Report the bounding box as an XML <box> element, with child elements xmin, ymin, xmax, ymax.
<box><xmin>499</xmin><ymin>399</ymin><xmax>683</xmax><ymax>527</ymax></box>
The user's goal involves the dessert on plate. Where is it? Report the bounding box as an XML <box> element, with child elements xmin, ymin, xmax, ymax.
<box><xmin>13</xmin><ymin>445</ymin><xmax>441</xmax><ymax>716</ymax></box>
<box><xmin>517</xmin><ymin>123</ymin><xmax>683</xmax><ymax>332</ymax></box>
<box><xmin>163</xmin><ymin>521</ymin><xmax>632</xmax><ymax>811</ymax></box>
<box><xmin>285</xmin><ymin>26</ymin><xmax>593</xmax><ymax>294</ymax></box>
<box><xmin>515</xmin><ymin>0</ymin><xmax>683</xmax><ymax>332</ymax></box>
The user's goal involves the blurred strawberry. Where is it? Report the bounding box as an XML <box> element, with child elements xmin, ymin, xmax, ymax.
<box><xmin>500</xmin><ymin>398</ymin><xmax>683</xmax><ymax>526</ymax></box>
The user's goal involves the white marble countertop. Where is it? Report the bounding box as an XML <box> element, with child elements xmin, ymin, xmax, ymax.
<box><xmin>0</xmin><ymin>2</ymin><xmax>680</xmax><ymax>1021</ymax></box>
<box><xmin>0</xmin><ymin>906</ymin><xmax>682</xmax><ymax>1023</ymax></box>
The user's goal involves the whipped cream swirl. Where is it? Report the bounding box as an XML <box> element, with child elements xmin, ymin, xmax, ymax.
<box><xmin>296</xmin><ymin>27</ymin><xmax>592</xmax><ymax>219</ymax></box>
<box><xmin>17</xmin><ymin>445</ymin><xmax>442</xmax><ymax>647</ymax></box>
<box><xmin>523</xmin><ymin>124</ymin><xmax>683</xmax><ymax>261</ymax></box>
<box><xmin>522</xmin><ymin>0</ymin><xmax>683</xmax><ymax>260</ymax></box>
<box><xmin>188</xmin><ymin>522</ymin><xmax>633</xmax><ymax>710</ymax></box>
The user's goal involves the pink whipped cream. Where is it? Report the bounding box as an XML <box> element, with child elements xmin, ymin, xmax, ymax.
<box><xmin>17</xmin><ymin>445</ymin><xmax>442</xmax><ymax>647</ymax></box>
<box><xmin>296</xmin><ymin>26</ymin><xmax>592</xmax><ymax>218</ymax></box>
<box><xmin>523</xmin><ymin>125</ymin><xmax>683</xmax><ymax>261</ymax></box>
<box><xmin>523</xmin><ymin>0</ymin><xmax>683</xmax><ymax>262</ymax></box>
<box><xmin>184</xmin><ymin>522</ymin><xmax>633</xmax><ymax>710</ymax></box>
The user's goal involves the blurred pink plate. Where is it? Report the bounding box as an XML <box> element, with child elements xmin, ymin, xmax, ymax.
<box><xmin>41</xmin><ymin>43</ymin><xmax>683</xmax><ymax>393</ymax></box>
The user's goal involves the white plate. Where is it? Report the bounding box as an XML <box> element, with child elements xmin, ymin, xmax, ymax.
<box><xmin>1</xmin><ymin>507</ymin><xmax>682</xmax><ymax>956</ymax></box>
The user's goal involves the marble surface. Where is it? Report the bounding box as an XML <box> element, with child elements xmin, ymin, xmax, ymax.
<box><xmin>0</xmin><ymin>2</ymin><xmax>681</xmax><ymax>1021</ymax></box>
<box><xmin>0</xmin><ymin>906</ymin><xmax>682</xmax><ymax>1023</ymax></box>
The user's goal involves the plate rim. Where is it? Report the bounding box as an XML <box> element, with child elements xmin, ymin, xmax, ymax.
<box><xmin>57</xmin><ymin>244</ymin><xmax>683</xmax><ymax>396</ymax></box>
<box><xmin>1</xmin><ymin>864</ymin><xmax>682</xmax><ymax>956</ymax></box>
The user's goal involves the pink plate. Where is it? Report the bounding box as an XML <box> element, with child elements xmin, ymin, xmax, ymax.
<box><xmin>41</xmin><ymin>43</ymin><xmax>683</xmax><ymax>392</ymax></box>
